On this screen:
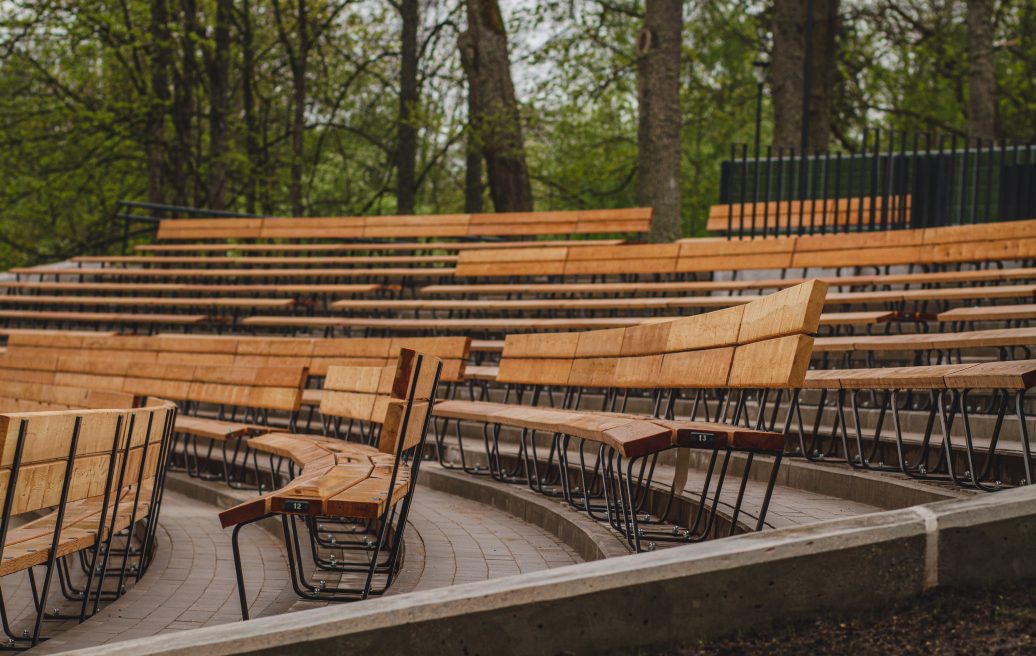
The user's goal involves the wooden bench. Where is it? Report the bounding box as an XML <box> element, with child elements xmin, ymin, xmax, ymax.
<box><xmin>792</xmin><ymin>361</ymin><xmax>1036</xmax><ymax>489</ymax></box>
<box><xmin>2</xmin><ymin>331</ymin><xmax>470</xmax><ymax>389</ymax></box>
<box><xmin>135</xmin><ymin>238</ymin><xmax>626</xmax><ymax>253</ymax></box>
<box><xmin>0</xmin><ymin>309</ymin><xmax>208</xmax><ymax>329</ymax></box>
<box><xmin>432</xmin><ymin>280</ymin><xmax>827</xmax><ymax>549</ymax></box>
<box><xmin>0</xmin><ymin>295</ymin><xmax>294</xmax><ymax>309</ymax></box>
<box><xmin>450</xmin><ymin>218</ymin><xmax>1036</xmax><ymax>279</ymax></box>
<box><xmin>419</xmin><ymin>266</ymin><xmax>1036</xmax><ymax>298</ymax></box>
<box><xmin>0</xmin><ymin>403</ymin><xmax>175</xmax><ymax>644</ymax></box>
<box><xmin>72</xmin><ymin>254</ymin><xmax>458</xmax><ymax>267</ymax></box>
<box><xmin>154</xmin><ymin>208</ymin><xmax>652</xmax><ymax>241</ymax></box>
<box><xmin>812</xmin><ymin>327</ymin><xmax>1036</xmax><ymax>367</ymax></box>
<box><xmin>0</xmin><ymin>281</ymin><xmax>384</xmax><ymax>296</ymax></box>
<box><xmin>706</xmin><ymin>196</ymin><xmax>911</xmax><ymax>234</ymax></box>
<box><xmin>11</xmin><ymin>351</ymin><xmax>310</xmax><ymax>487</ymax></box>
<box><xmin>330</xmin><ymin>284</ymin><xmax>1036</xmax><ymax>314</ymax></box>
<box><xmin>9</xmin><ymin>266</ymin><xmax>454</xmax><ymax>280</ymax></box>
<box><xmin>219</xmin><ymin>349</ymin><xmax>442</xmax><ymax>615</ymax></box>
<box><xmin>938</xmin><ymin>303</ymin><xmax>1036</xmax><ymax>327</ymax></box>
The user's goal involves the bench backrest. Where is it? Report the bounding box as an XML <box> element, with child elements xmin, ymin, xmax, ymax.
<box><xmin>51</xmin><ymin>358</ymin><xmax>308</xmax><ymax>412</ymax></box>
<box><xmin>496</xmin><ymin>280</ymin><xmax>828</xmax><ymax>389</ymax></box>
<box><xmin>706</xmin><ymin>195</ymin><xmax>912</xmax><ymax>234</ymax></box>
<box><xmin>456</xmin><ymin>217</ymin><xmax>1036</xmax><ymax>277</ymax></box>
<box><xmin>3</xmin><ymin>332</ymin><xmax>470</xmax><ymax>383</ymax></box>
<box><xmin>155</xmin><ymin>209</ymin><xmax>652</xmax><ymax>241</ymax></box>
<box><xmin>319</xmin><ymin>349</ymin><xmax>441</xmax><ymax>453</ymax></box>
<box><xmin>0</xmin><ymin>404</ymin><xmax>174</xmax><ymax>517</ymax></box>
<box><xmin>377</xmin><ymin>348</ymin><xmax>442</xmax><ymax>455</ymax></box>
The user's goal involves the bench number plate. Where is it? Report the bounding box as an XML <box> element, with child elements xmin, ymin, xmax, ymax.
<box><xmin>283</xmin><ymin>500</ymin><xmax>310</xmax><ymax>513</ymax></box>
<box><xmin>689</xmin><ymin>432</ymin><xmax>716</xmax><ymax>445</ymax></box>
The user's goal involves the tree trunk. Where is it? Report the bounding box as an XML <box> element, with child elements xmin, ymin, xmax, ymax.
<box><xmin>771</xmin><ymin>0</ymin><xmax>839</xmax><ymax>152</ymax></box>
<box><xmin>460</xmin><ymin>0</ymin><xmax>532</xmax><ymax>213</ymax></box>
<box><xmin>171</xmin><ymin>0</ymin><xmax>201</xmax><ymax>207</ymax></box>
<box><xmin>272</xmin><ymin>0</ymin><xmax>308</xmax><ymax>217</ymax></box>
<box><xmin>290</xmin><ymin>0</ymin><xmax>308</xmax><ymax>217</ymax></box>
<box><xmin>239</xmin><ymin>0</ymin><xmax>259</xmax><ymax>214</ymax></box>
<box><xmin>966</xmin><ymin>0</ymin><xmax>996</xmax><ymax>141</ymax></box>
<box><xmin>462</xmin><ymin>43</ymin><xmax>484</xmax><ymax>213</ymax></box>
<box><xmin>206</xmin><ymin>0</ymin><xmax>232</xmax><ymax>210</ymax></box>
<box><xmin>146</xmin><ymin>0</ymin><xmax>171</xmax><ymax>206</ymax></box>
<box><xmin>636</xmin><ymin>0</ymin><xmax>683</xmax><ymax>242</ymax></box>
<box><xmin>395</xmin><ymin>0</ymin><xmax>419</xmax><ymax>215</ymax></box>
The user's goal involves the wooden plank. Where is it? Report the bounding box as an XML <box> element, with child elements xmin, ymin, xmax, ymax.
<box><xmin>656</xmin><ymin>347</ymin><xmax>735</xmax><ymax>388</ymax></box>
<box><xmin>938</xmin><ymin>303</ymin><xmax>1036</xmax><ymax>323</ymax></box>
<box><xmin>502</xmin><ymin>332</ymin><xmax>580</xmax><ymax>359</ymax></box>
<box><xmin>943</xmin><ymin>360</ymin><xmax>1036</xmax><ymax>390</ymax></box>
<box><xmin>736</xmin><ymin>280</ymin><xmax>829</xmax><ymax>343</ymax></box>
<box><xmin>727</xmin><ymin>334</ymin><xmax>815</xmax><ymax>388</ymax></box>
<box><xmin>574</xmin><ymin>327</ymin><xmax>626</xmax><ymax>357</ymax></box>
<box><xmin>665</xmin><ymin>305</ymin><xmax>745</xmax><ymax>352</ymax></box>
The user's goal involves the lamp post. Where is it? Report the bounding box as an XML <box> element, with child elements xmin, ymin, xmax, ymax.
<box><xmin>752</xmin><ymin>59</ymin><xmax>769</xmax><ymax>159</ymax></box>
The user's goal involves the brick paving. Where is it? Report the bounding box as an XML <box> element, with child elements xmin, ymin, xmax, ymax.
<box><xmin>26</xmin><ymin>480</ymin><xmax>581</xmax><ymax>654</ymax></box>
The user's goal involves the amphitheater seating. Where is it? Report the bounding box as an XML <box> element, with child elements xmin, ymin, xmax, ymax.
<box><xmin>0</xmin><ymin>403</ymin><xmax>176</xmax><ymax>645</ymax></box>
<box><xmin>219</xmin><ymin>349</ymin><xmax>442</xmax><ymax>617</ymax></box>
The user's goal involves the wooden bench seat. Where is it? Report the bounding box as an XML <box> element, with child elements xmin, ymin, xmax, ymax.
<box><xmin>73</xmin><ymin>254</ymin><xmax>458</xmax><ymax>266</ymax></box>
<box><xmin>813</xmin><ymin>327</ymin><xmax>1036</xmax><ymax>355</ymax></box>
<box><xmin>803</xmin><ymin>360</ymin><xmax>1036</xmax><ymax>391</ymax></box>
<box><xmin>420</xmin><ymin>266</ymin><xmax>1036</xmax><ymax>297</ymax></box>
<box><xmin>0</xmin><ymin>309</ymin><xmax>208</xmax><ymax>325</ymax></box>
<box><xmin>10</xmin><ymin>266</ymin><xmax>454</xmax><ymax>279</ymax></box>
<box><xmin>433</xmin><ymin>400</ymin><xmax>781</xmax><ymax>457</ymax></box>
<box><xmin>330</xmin><ymin>285</ymin><xmax>1036</xmax><ymax>314</ymax></box>
<box><xmin>0</xmin><ymin>281</ymin><xmax>383</xmax><ymax>295</ymax></box>
<box><xmin>938</xmin><ymin>303</ymin><xmax>1036</xmax><ymax>324</ymax></box>
<box><xmin>135</xmin><ymin>239</ymin><xmax>626</xmax><ymax>253</ymax></box>
<box><xmin>0</xmin><ymin>295</ymin><xmax>294</xmax><ymax>309</ymax></box>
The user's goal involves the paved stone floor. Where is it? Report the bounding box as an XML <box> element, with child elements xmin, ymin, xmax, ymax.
<box><xmin>25</xmin><ymin>480</ymin><xmax>581</xmax><ymax>654</ymax></box>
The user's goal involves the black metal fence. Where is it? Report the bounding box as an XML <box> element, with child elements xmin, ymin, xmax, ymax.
<box><xmin>718</xmin><ymin>129</ymin><xmax>1036</xmax><ymax>238</ymax></box>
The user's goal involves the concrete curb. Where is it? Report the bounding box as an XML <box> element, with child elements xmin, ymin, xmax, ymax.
<box><xmin>60</xmin><ymin>485</ymin><xmax>1036</xmax><ymax>656</ymax></box>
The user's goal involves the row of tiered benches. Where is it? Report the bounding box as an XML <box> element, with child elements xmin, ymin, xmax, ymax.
<box><xmin>4</xmin><ymin>220</ymin><xmax>1034</xmax><ymax>338</ymax></box>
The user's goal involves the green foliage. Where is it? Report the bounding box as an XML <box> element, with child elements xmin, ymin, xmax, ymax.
<box><xmin>0</xmin><ymin>0</ymin><xmax>1031</xmax><ymax>269</ymax></box>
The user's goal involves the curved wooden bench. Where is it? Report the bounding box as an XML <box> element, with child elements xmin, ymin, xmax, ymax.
<box><xmin>218</xmin><ymin>349</ymin><xmax>443</xmax><ymax>617</ymax></box>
